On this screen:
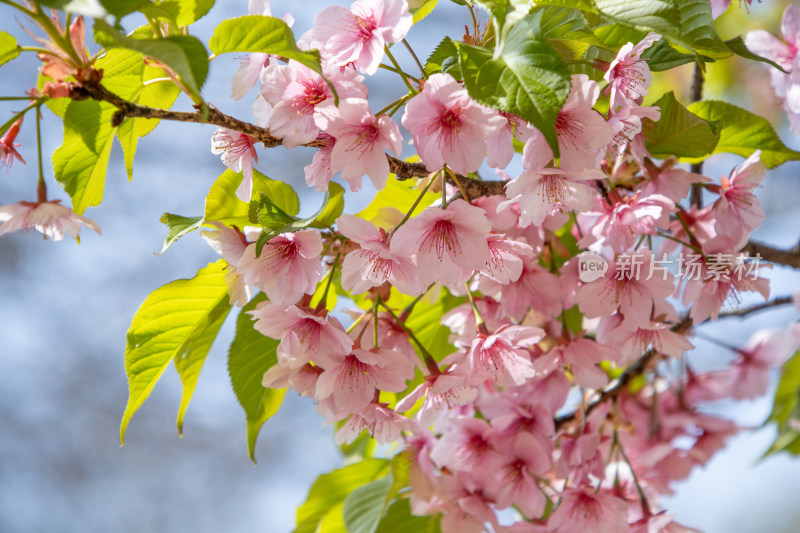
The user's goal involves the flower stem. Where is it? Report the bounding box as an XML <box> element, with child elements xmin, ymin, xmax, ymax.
<box><xmin>376</xmin><ymin>93</ymin><xmax>411</xmax><ymax>116</ymax></box>
<box><xmin>316</xmin><ymin>248</ymin><xmax>342</xmax><ymax>311</ymax></box>
<box><xmin>389</xmin><ymin>171</ymin><xmax>438</xmax><ymax>237</ymax></box>
<box><xmin>444</xmin><ymin>165</ymin><xmax>470</xmax><ymax>202</ymax></box>
<box><xmin>402</xmin><ymin>39</ymin><xmax>427</xmax><ymax>79</ymax></box>
<box><xmin>383</xmin><ymin>45</ymin><xmax>417</xmax><ymax>93</ymax></box>
<box><xmin>372</xmin><ymin>295</ymin><xmax>381</xmax><ymax>349</ymax></box>
<box><xmin>35</xmin><ymin>104</ymin><xmax>46</xmax><ymax>203</ymax></box>
<box><xmin>380</xmin><ymin>301</ymin><xmax>441</xmax><ymax>375</ymax></box>
<box><xmin>463</xmin><ymin>282</ymin><xmax>487</xmax><ymax>334</ymax></box>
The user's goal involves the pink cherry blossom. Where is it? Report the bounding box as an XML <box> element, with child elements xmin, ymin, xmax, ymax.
<box><xmin>532</xmin><ymin>338</ymin><xmax>619</xmax><ymax>389</ymax></box>
<box><xmin>402</xmin><ymin>73</ymin><xmax>506</xmax><ymax>174</ymax></box>
<box><xmin>201</xmin><ymin>222</ymin><xmax>252</xmax><ymax>306</ymax></box>
<box><xmin>0</xmin><ymin>200</ymin><xmax>100</xmax><ymax>241</ymax></box>
<box><xmin>604</xmin><ymin>33</ymin><xmax>661</xmax><ymax>110</ymax></box>
<box><xmin>466</xmin><ymin>325</ymin><xmax>544</xmax><ymax>386</ymax></box>
<box><xmin>640</xmin><ymin>157</ymin><xmax>710</xmax><ymax>203</ymax></box>
<box><xmin>210</xmin><ymin>128</ymin><xmax>258</xmax><ymax>201</ymax></box>
<box><xmin>335</xmin><ymin>401</ymin><xmax>418</xmax><ymax>444</ymax></box>
<box><xmin>237</xmin><ymin>230</ymin><xmax>324</xmax><ymax>306</ymax></box>
<box><xmin>493</xmin><ymin>433</ymin><xmax>551</xmax><ymax>519</ymax></box>
<box><xmin>548</xmin><ymin>488</ymin><xmax>629</xmax><ymax>533</ymax></box>
<box><xmin>397</xmin><ymin>370</ymin><xmax>478</xmax><ymax>426</ymax></box>
<box><xmin>316</xmin><ymin>347</ymin><xmax>413</xmax><ymax>414</ymax></box>
<box><xmin>260</xmin><ymin>61</ymin><xmax>367</xmax><ymax>149</ymax></box>
<box><xmin>480</xmin><ymin>259</ymin><xmax>563</xmax><ymax>321</ymax></box>
<box><xmin>337</xmin><ymin>214</ymin><xmax>426</xmax><ymax>295</ymax></box>
<box><xmin>711</xmin><ymin>150</ymin><xmax>766</xmax><ymax>248</ymax></box>
<box><xmin>501</xmin><ymin>165</ymin><xmax>605</xmax><ymax>227</ymax></box>
<box><xmin>577</xmin><ymin>192</ymin><xmax>673</xmax><ymax>253</ymax></box>
<box><xmin>554</xmin><ymin>433</ymin><xmax>605</xmax><ymax>486</ymax></box>
<box><xmin>315</xmin><ymin>98</ymin><xmax>402</xmax><ymax>191</ymax></box>
<box><xmin>429</xmin><ymin>418</ymin><xmax>504</xmax><ymax>476</ymax></box>
<box><xmin>310</xmin><ymin>0</ymin><xmax>412</xmax><ymax>75</ymax></box>
<box><xmin>727</xmin><ymin>329</ymin><xmax>794</xmax><ymax>399</ymax></box>
<box><xmin>0</xmin><ymin>117</ymin><xmax>25</xmax><ymax>172</ymax></box>
<box><xmin>486</xmin><ymin>112</ymin><xmax>535</xmax><ymax>169</ymax></box>
<box><xmin>606</xmin><ymin>105</ymin><xmax>661</xmax><ymax>162</ymax></box>
<box><xmin>250</xmin><ymin>301</ymin><xmax>353</xmax><ymax>369</ymax></box>
<box><xmin>524</xmin><ymin>74</ymin><xmax>613</xmax><ymax>171</ymax></box>
<box><xmin>390</xmin><ymin>199</ymin><xmax>492</xmax><ymax>286</ymax></box>
<box><xmin>480</xmin><ymin>235</ymin><xmax>534</xmax><ymax>285</ymax></box>
<box><xmin>304</xmin><ymin>133</ymin><xmax>336</xmax><ymax>191</ymax></box>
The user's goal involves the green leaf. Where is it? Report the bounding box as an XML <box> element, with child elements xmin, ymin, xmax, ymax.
<box><xmin>642</xmin><ymin>38</ymin><xmax>698</xmax><ymax>71</ymax></box>
<box><xmin>458</xmin><ymin>11</ymin><xmax>571</xmax><ymax>156</ymax></box>
<box><xmin>228</xmin><ymin>293</ymin><xmax>286</xmax><ymax>463</ymax></box>
<box><xmin>342</xmin><ymin>475</ymin><xmax>394</xmax><ymax>533</ymax></box>
<box><xmin>376</xmin><ymin>499</ymin><xmax>439</xmax><ymax>533</ymax></box>
<box><xmin>725</xmin><ymin>36</ymin><xmax>788</xmax><ymax>74</ymax></box>
<box><xmin>205</xmin><ymin>168</ymin><xmax>300</xmax><ymax>227</ymax></box>
<box><xmin>424</xmin><ymin>36</ymin><xmax>460</xmax><ymax>78</ymax></box>
<box><xmin>0</xmin><ymin>31</ymin><xmax>19</xmax><ymax>68</ymax></box>
<box><xmin>99</xmin><ymin>0</ymin><xmax>155</xmax><ymax>18</ymax></box>
<box><xmin>474</xmin><ymin>0</ymin><xmax>531</xmax><ymax>46</ymax></box>
<box><xmin>686</xmin><ymin>100</ymin><xmax>800</xmax><ymax>168</ymax></box>
<box><xmin>52</xmin><ymin>99</ymin><xmax>117</xmax><ymax>215</ymax></box>
<box><xmin>153</xmin><ymin>0</ymin><xmax>215</xmax><ymax>26</ymax></box>
<box><xmin>209</xmin><ymin>15</ymin><xmax>322</xmax><ymax>75</ymax></box>
<box><xmin>537</xmin><ymin>5</ymin><xmax>607</xmax><ymax>60</ymax></box>
<box><xmin>764</xmin><ymin>350</ymin><xmax>800</xmax><ymax>457</ymax></box>
<box><xmin>400</xmin><ymin>288</ymin><xmax>460</xmax><ymax>361</ymax></box>
<box><xmin>94</xmin><ymin>19</ymin><xmax>209</xmax><ymax>97</ymax></box>
<box><xmin>159</xmin><ymin>213</ymin><xmax>203</xmax><ymax>253</ymax></box>
<box><xmin>296</xmin><ymin>460</ymin><xmax>391</xmax><ymax>533</ymax></box>
<box><xmin>121</xmin><ymin>260</ymin><xmax>231</xmax><ymax>444</ymax></box>
<box><xmin>643</xmin><ymin>91</ymin><xmax>719</xmax><ymax>159</ymax></box>
<box><xmin>412</xmin><ymin>0</ymin><xmax>438</xmax><ymax>24</ymax></box>
<box><xmin>309</xmin><ymin>182</ymin><xmax>345</xmax><ymax>229</ymax></box>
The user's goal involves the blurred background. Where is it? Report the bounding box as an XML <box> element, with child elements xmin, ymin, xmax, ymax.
<box><xmin>2</xmin><ymin>1</ymin><xmax>800</xmax><ymax>531</ymax></box>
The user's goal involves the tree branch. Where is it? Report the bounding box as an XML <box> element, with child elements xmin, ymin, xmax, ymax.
<box><xmin>716</xmin><ymin>296</ymin><xmax>794</xmax><ymax>318</ymax></box>
<box><xmin>742</xmin><ymin>240</ymin><xmax>800</xmax><ymax>269</ymax></box>
<box><xmin>69</xmin><ymin>69</ymin><xmax>511</xmax><ymax>194</ymax></box>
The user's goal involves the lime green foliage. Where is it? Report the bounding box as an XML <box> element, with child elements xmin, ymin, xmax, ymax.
<box><xmin>342</xmin><ymin>476</ymin><xmax>395</xmax><ymax>533</ymax></box>
<box><xmin>94</xmin><ymin>19</ymin><xmax>209</xmax><ymax>98</ymax></box>
<box><xmin>644</xmin><ymin>91</ymin><xmax>719</xmax><ymax>159</ymax></box>
<box><xmin>121</xmin><ymin>260</ymin><xmax>232</xmax><ymax>443</ymax></box>
<box><xmin>411</xmin><ymin>0</ymin><xmax>438</xmax><ymax>24</ymax></box>
<box><xmin>0</xmin><ymin>31</ymin><xmax>19</xmax><ymax>68</ymax></box>
<box><xmin>296</xmin><ymin>460</ymin><xmax>391</xmax><ymax>533</ymax></box>
<box><xmin>765</xmin><ymin>351</ymin><xmax>800</xmax><ymax>457</ymax></box>
<box><xmin>228</xmin><ymin>294</ymin><xmax>286</xmax><ymax>463</ymax></box>
<box><xmin>52</xmin><ymin>99</ymin><xmax>117</xmax><ymax>214</ymax></box>
<box><xmin>458</xmin><ymin>12</ymin><xmax>572</xmax><ymax>156</ymax></box>
<box><xmin>209</xmin><ymin>16</ymin><xmax>322</xmax><ymax>75</ymax></box>
<box><xmin>357</xmin><ymin>175</ymin><xmax>439</xmax><ymax>230</ymax></box>
<box><xmin>376</xmin><ymin>499</ymin><xmax>440</xmax><ymax>533</ymax></box>
<box><xmin>687</xmin><ymin>101</ymin><xmax>800</xmax><ymax>168</ymax></box>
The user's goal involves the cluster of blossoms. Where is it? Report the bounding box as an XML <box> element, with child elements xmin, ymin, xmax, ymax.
<box><xmin>1</xmin><ymin>0</ymin><xmax>798</xmax><ymax>530</ymax></box>
<box><xmin>197</xmin><ymin>2</ymin><xmax>800</xmax><ymax>531</ymax></box>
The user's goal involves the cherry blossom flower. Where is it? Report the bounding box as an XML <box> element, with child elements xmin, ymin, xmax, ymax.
<box><xmin>314</xmin><ymin>98</ymin><xmax>402</xmax><ymax>191</ymax></box>
<box><xmin>337</xmin><ymin>214</ymin><xmax>426</xmax><ymax>295</ymax></box>
<box><xmin>335</xmin><ymin>402</ymin><xmax>418</xmax><ymax>444</ymax></box>
<box><xmin>486</xmin><ymin>112</ymin><xmax>535</xmax><ymax>169</ymax></box>
<box><xmin>397</xmin><ymin>370</ymin><xmax>478</xmax><ymax>426</ymax></box>
<box><xmin>237</xmin><ymin>230</ymin><xmax>324</xmax><ymax>306</ymax></box>
<box><xmin>640</xmin><ymin>157</ymin><xmax>710</xmax><ymax>203</ymax></box>
<box><xmin>523</xmin><ymin>74</ymin><xmax>613</xmax><ymax>171</ymax></box>
<box><xmin>493</xmin><ymin>433</ymin><xmax>551</xmax><ymax>519</ymax></box>
<box><xmin>711</xmin><ymin>150</ymin><xmax>766</xmax><ymax>248</ymax></box>
<box><xmin>480</xmin><ymin>259</ymin><xmax>563</xmax><ymax>321</ymax></box>
<box><xmin>304</xmin><ymin>133</ymin><xmax>336</xmax><ymax>191</ymax></box>
<box><xmin>250</xmin><ymin>301</ymin><xmax>353</xmax><ymax>369</ymax></box>
<box><xmin>606</xmin><ymin>104</ymin><xmax>661</xmax><ymax>163</ymax></box>
<box><xmin>0</xmin><ymin>200</ymin><xmax>100</xmax><ymax>241</ymax></box>
<box><xmin>402</xmin><ymin>73</ymin><xmax>506</xmax><ymax>174</ymax></box>
<box><xmin>310</xmin><ymin>0</ymin><xmax>412</xmax><ymax>75</ymax></box>
<box><xmin>466</xmin><ymin>325</ymin><xmax>544</xmax><ymax>386</ymax></box>
<box><xmin>429</xmin><ymin>418</ymin><xmax>504</xmax><ymax>476</ymax></box>
<box><xmin>480</xmin><ymin>235</ymin><xmax>534</xmax><ymax>285</ymax></box>
<box><xmin>604</xmin><ymin>33</ymin><xmax>661</xmax><ymax>110</ymax></box>
<box><xmin>390</xmin><ymin>199</ymin><xmax>492</xmax><ymax>287</ymax></box>
<box><xmin>501</xmin><ymin>165</ymin><xmax>605</xmax><ymax>227</ymax></box>
<box><xmin>260</xmin><ymin>61</ymin><xmax>367</xmax><ymax>149</ymax></box>
<box><xmin>532</xmin><ymin>338</ymin><xmax>619</xmax><ymax>389</ymax></box>
<box><xmin>201</xmin><ymin>222</ymin><xmax>252</xmax><ymax>306</ymax></box>
<box><xmin>548</xmin><ymin>488</ymin><xmax>629</xmax><ymax>533</ymax></box>
<box><xmin>0</xmin><ymin>117</ymin><xmax>25</xmax><ymax>172</ymax></box>
<box><xmin>316</xmin><ymin>347</ymin><xmax>413</xmax><ymax>413</ymax></box>
<box><xmin>727</xmin><ymin>329</ymin><xmax>794</xmax><ymax>399</ymax></box>
<box><xmin>210</xmin><ymin>128</ymin><xmax>258</xmax><ymax>201</ymax></box>
<box><xmin>578</xmin><ymin>192</ymin><xmax>673</xmax><ymax>253</ymax></box>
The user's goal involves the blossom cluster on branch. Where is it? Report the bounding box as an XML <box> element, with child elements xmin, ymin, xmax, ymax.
<box><xmin>2</xmin><ymin>0</ymin><xmax>800</xmax><ymax>531</ymax></box>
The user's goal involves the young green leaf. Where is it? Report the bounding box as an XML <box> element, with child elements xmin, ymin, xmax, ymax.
<box><xmin>458</xmin><ymin>11</ymin><xmax>572</xmax><ymax>156</ymax></box>
<box><xmin>121</xmin><ymin>260</ymin><xmax>231</xmax><ymax>444</ymax></box>
<box><xmin>52</xmin><ymin>99</ymin><xmax>117</xmax><ymax>215</ymax></box>
<box><xmin>425</xmin><ymin>36</ymin><xmax>460</xmax><ymax>78</ymax></box>
<box><xmin>0</xmin><ymin>31</ymin><xmax>19</xmax><ymax>68</ymax></box>
<box><xmin>357</xmin><ymin>173</ymin><xmax>439</xmax><ymax>230</ymax></box>
<box><xmin>725</xmin><ymin>36</ymin><xmax>789</xmax><ymax>73</ymax></box>
<box><xmin>643</xmin><ymin>91</ymin><xmax>719</xmax><ymax>159</ymax></box>
<box><xmin>93</xmin><ymin>19</ymin><xmax>209</xmax><ymax>97</ymax></box>
<box><xmin>150</xmin><ymin>0</ymin><xmax>215</xmax><ymax>26</ymax></box>
<box><xmin>309</xmin><ymin>182</ymin><xmax>345</xmax><ymax>229</ymax></box>
<box><xmin>209</xmin><ymin>15</ymin><xmax>322</xmax><ymax>75</ymax></box>
<box><xmin>411</xmin><ymin>0</ymin><xmax>438</xmax><ymax>24</ymax></box>
<box><xmin>36</xmin><ymin>0</ymin><xmax>107</xmax><ymax>17</ymax></box>
<box><xmin>474</xmin><ymin>0</ymin><xmax>531</xmax><ymax>46</ymax></box>
<box><xmin>342</xmin><ymin>475</ymin><xmax>394</xmax><ymax>533</ymax></box>
<box><xmin>228</xmin><ymin>293</ymin><xmax>286</xmax><ymax>463</ymax></box>
<box><xmin>764</xmin><ymin>350</ymin><xmax>800</xmax><ymax>457</ymax></box>
<box><xmin>376</xmin><ymin>499</ymin><xmax>439</xmax><ymax>533</ymax></box>
<box><xmin>159</xmin><ymin>213</ymin><xmax>203</xmax><ymax>253</ymax></box>
<box><xmin>296</xmin><ymin>460</ymin><xmax>391</xmax><ymax>533</ymax></box>
<box><xmin>686</xmin><ymin>100</ymin><xmax>800</xmax><ymax>168</ymax></box>
<box><xmin>98</xmin><ymin>0</ymin><xmax>155</xmax><ymax>18</ymax></box>
<box><xmin>205</xmin><ymin>169</ymin><xmax>300</xmax><ymax>228</ymax></box>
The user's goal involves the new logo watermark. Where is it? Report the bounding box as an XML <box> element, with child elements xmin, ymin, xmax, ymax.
<box><xmin>577</xmin><ymin>252</ymin><xmax>608</xmax><ymax>282</ymax></box>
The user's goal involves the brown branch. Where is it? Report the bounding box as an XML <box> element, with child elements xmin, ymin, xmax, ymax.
<box><xmin>716</xmin><ymin>296</ymin><xmax>794</xmax><ymax>318</ymax></box>
<box><xmin>68</xmin><ymin>68</ymin><xmax>510</xmax><ymax>194</ymax></box>
<box><xmin>689</xmin><ymin>62</ymin><xmax>705</xmax><ymax>208</ymax></box>
<box><xmin>742</xmin><ymin>240</ymin><xmax>800</xmax><ymax>269</ymax></box>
